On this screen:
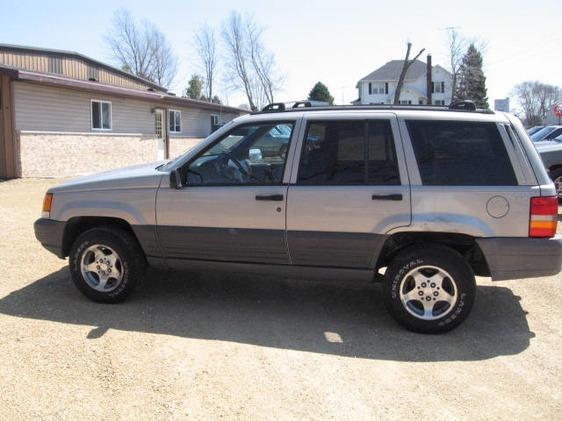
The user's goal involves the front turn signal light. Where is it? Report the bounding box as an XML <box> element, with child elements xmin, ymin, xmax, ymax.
<box><xmin>42</xmin><ymin>193</ymin><xmax>53</xmax><ymax>216</ymax></box>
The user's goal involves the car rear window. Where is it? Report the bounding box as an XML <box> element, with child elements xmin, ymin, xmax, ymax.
<box><xmin>406</xmin><ymin>120</ymin><xmax>517</xmax><ymax>186</ymax></box>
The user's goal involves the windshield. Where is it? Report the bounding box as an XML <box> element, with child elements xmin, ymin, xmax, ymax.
<box><xmin>530</xmin><ymin>126</ymin><xmax>555</xmax><ymax>141</ymax></box>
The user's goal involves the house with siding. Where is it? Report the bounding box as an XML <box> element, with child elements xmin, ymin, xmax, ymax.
<box><xmin>354</xmin><ymin>56</ymin><xmax>453</xmax><ymax>106</ymax></box>
<box><xmin>0</xmin><ymin>44</ymin><xmax>246</xmax><ymax>178</ymax></box>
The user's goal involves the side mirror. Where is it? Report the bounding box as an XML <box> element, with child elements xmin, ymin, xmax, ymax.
<box><xmin>169</xmin><ymin>169</ymin><xmax>182</xmax><ymax>189</ymax></box>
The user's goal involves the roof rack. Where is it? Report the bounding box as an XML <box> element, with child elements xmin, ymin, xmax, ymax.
<box><xmin>254</xmin><ymin>101</ymin><xmax>494</xmax><ymax>115</ymax></box>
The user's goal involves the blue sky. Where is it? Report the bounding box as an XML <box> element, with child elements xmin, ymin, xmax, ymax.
<box><xmin>0</xmin><ymin>0</ymin><xmax>560</xmax><ymax>108</ymax></box>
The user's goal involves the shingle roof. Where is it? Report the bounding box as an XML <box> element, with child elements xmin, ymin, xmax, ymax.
<box><xmin>359</xmin><ymin>60</ymin><xmax>428</xmax><ymax>82</ymax></box>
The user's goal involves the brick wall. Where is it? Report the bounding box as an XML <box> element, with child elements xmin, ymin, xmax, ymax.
<box><xmin>17</xmin><ymin>131</ymin><xmax>205</xmax><ymax>178</ymax></box>
<box><xmin>169</xmin><ymin>137</ymin><xmax>203</xmax><ymax>159</ymax></box>
<box><xmin>17</xmin><ymin>132</ymin><xmax>159</xmax><ymax>177</ymax></box>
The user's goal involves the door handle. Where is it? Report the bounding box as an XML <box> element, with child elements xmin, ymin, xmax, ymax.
<box><xmin>372</xmin><ymin>194</ymin><xmax>403</xmax><ymax>201</ymax></box>
<box><xmin>255</xmin><ymin>194</ymin><xmax>284</xmax><ymax>201</ymax></box>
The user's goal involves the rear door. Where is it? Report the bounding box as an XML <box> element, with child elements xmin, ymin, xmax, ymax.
<box><xmin>286</xmin><ymin>113</ymin><xmax>411</xmax><ymax>269</ymax></box>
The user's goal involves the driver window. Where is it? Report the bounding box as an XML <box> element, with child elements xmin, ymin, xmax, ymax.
<box><xmin>184</xmin><ymin>122</ymin><xmax>295</xmax><ymax>185</ymax></box>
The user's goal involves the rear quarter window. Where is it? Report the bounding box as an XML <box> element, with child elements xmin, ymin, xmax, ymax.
<box><xmin>406</xmin><ymin>120</ymin><xmax>517</xmax><ymax>186</ymax></box>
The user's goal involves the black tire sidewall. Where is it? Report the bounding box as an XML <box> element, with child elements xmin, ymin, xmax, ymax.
<box><xmin>383</xmin><ymin>246</ymin><xmax>476</xmax><ymax>334</ymax></box>
<box><xmin>69</xmin><ymin>228</ymin><xmax>142</xmax><ymax>303</ymax></box>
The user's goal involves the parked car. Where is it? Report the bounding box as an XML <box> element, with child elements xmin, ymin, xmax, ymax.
<box><xmin>34</xmin><ymin>104</ymin><xmax>562</xmax><ymax>334</ymax></box>
<box><xmin>536</xmin><ymin>133</ymin><xmax>562</xmax><ymax>199</ymax></box>
<box><xmin>530</xmin><ymin>125</ymin><xmax>562</xmax><ymax>142</ymax></box>
<box><xmin>527</xmin><ymin>125</ymin><xmax>544</xmax><ymax>136</ymax></box>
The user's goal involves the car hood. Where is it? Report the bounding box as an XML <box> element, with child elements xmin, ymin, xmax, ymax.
<box><xmin>48</xmin><ymin>161</ymin><xmax>167</xmax><ymax>193</ymax></box>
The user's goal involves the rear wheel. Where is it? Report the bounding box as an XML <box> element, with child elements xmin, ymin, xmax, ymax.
<box><xmin>383</xmin><ymin>245</ymin><xmax>476</xmax><ymax>333</ymax></box>
<box><xmin>69</xmin><ymin>227</ymin><xmax>145</xmax><ymax>303</ymax></box>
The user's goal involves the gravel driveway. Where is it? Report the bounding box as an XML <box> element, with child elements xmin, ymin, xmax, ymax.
<box><xmin>0</xmin><ymin>178</ymin><xmax>560</xmax><ymax>420</ymax></box>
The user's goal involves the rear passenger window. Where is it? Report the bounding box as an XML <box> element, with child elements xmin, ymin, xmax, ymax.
<box><xmin>297</xmin><ymin>120</ymin><xmax>400</xmax><ymax>185</ymax></box>
<box><xmin>406</xmin><ymin>120</ymin><xmax>517</xmax><ymax>186</ymax></box>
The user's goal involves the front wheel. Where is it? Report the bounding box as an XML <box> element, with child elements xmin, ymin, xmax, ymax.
<box><xmin>383</xmin><ymin>245</ymin><xmax>476</xmax><ymax>334</ymax></box>
<box><xmin>69</xmin><ymin>227</ymin><xmax>145</xmax><ymax>303</ymax></box>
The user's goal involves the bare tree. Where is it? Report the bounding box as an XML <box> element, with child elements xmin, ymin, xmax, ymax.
<box><xmin>445</xmin><ymin>27</ymin><xmax>465</xmax><ymax>103</ymax></box>
<box><xmin>222</xmin><ymin>11</ymin><xmax>283</xmax><ymax>111</ymax></box>
<box><xmin>246</xmin><ymin>17</ymin><xmax>283</xmax><ymax>104</ymax></box>
<box><xmin>105</xmin><ymin>9</ymin><xmax>178</xmax><ymax>88</ymax></box>
<box><xmin>393</xmin><ymin>42</ymin><xmax>425</xmax><ymax>104</ymax></box>
<box><xmin>513</xmin><ymin>81</ymin><xmax>561</xmax><ymax>126</ymax></box>
<box><xmin>194</xmin><ymin>25</ymin><xmax>218</xmax><ymax>101</ymax></box>
<box><xmin>222</xmin><ymin>12</ymin><xmax>257</xmax><ymax>110</ymax></box>
<box><xmin>149</xmin><ymin>28</ymin><xmax>178</xmax><ymax>88</ymax></box>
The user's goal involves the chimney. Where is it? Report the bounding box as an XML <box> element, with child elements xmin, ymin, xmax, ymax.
<box><xmin>426</xmin><ymin>54</ymin><xmax>432</xmax><ymax>105</ymax></box>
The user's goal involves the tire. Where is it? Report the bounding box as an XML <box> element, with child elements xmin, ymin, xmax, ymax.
<box><xmin>69</xmin><ymin>226</ymin><xmax>145</xmax><ymax>303</ymax></box>
<box><xmin>549</xmin><ymin>167</ymin><xmax>562</xmax><ymax>201</ymax></box>
<box><xmin>383</xmin><ymin>245</ymin><xmax>476</xmax><ymax>334</ymax></box>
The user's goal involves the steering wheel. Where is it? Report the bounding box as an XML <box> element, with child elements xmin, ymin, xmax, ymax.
<box><xmin>218</xmin><ymin>152</ymin><xmax>250</xmax><ymax>181</ymax></box>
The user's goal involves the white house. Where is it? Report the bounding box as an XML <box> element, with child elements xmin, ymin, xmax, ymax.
<box><xmin>354</xmin><ymin>58</ymin><xmax>453</xmax><ymax>106</ymax></box>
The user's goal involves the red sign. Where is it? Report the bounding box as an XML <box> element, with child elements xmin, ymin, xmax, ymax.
<box><xmin>554</xmin><ymin>102</ymin><xmax>562</xmax><ymax>117</ymax></box>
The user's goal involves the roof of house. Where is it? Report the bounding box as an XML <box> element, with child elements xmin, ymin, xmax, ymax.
<box><xmin>0</xmin><ymin>43</ymin><xmax>166</xmax><ymax>92</ymax></box>
<box><xmin>358</xmin><ymin>60</ymin><xmax>428</xmax><ymax>83</ymax></box>
<box><xmin>0</xmin><ymin>63</ymin><xmax>247</xmax><ymax>114</ymax></box>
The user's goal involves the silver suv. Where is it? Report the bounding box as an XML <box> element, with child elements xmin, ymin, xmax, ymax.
<box><xmin>34</xmin><ymin>104</ymin><xmax>562</xmax><ymax>333</ymax></box>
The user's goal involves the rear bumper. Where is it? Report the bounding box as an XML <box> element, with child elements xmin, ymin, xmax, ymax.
<box><xmin>477</xmin><ymin>236</ymin><xmax>562</xmax><ymax>281</ymax></box>
<box><xmin>34</xmin><ymin>218</ymin><xmax>65</xmax><ymax>258</ymax></box>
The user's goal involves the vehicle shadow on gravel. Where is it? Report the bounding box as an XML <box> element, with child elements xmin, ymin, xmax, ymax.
<box><xmin>0</xmin><ymin>267</ymin><xmax>534</xmax><ymax>361</ymax></box>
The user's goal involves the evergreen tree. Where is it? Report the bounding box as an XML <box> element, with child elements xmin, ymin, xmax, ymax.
<box><xmin>308</xmin><ymin>82</ymin><xmax>334</xmax><ymax>104</ymax></box>
<box><xmin>185</xmin><ymin>74</ymin><xmax>204</xmax><ymax>99</ymax></box>
<box><xmin>456</xmin><ymin>44</ymin><xmax>489</xmax><ymax>108</ymax></box>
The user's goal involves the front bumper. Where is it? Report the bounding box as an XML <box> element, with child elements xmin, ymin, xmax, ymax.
<box><xmin>477</xmin><ymin>235</ymin><xmax>562</xmax><ymax>281</ymax></box>
<box><xmin>34</xmin><ymin>218</ymin><xmax>65</xmax><ymax>258</ymax></box>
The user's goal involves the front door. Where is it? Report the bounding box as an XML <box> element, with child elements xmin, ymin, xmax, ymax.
<box><xmin>155</xmin><ymin>109</ymin><xmax>165</xmax><ymax>160</ymax></box>
<box><xmin>156</xmin><ymin>120</ymin><xmax>298</xmax><ymax>264</ymax></box>
<box><xmin>286</xmin><ymin>115</ymin><xmax>411</xmax><ymax>269</ymax></box>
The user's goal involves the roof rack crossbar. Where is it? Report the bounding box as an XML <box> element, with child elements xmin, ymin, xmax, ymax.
<box><xmin>253</xmin><ymin>103</ymin><xmax>494</xmax><ymax>115</ymax></box>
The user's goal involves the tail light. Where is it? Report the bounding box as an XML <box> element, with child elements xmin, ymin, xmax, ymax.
<box><xmin>529</xmin><ymin>196</ymin><xmax>558</xmax><ymax>238</ymax></box>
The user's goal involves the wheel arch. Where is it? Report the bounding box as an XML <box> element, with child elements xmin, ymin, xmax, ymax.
<box><xmin>376</xmin><ymin>232</ymin><xmax>490</xmax><ymax>277</ymax></box>
<box><xmin>62</xmin><ymin>216</ymin><xmax>144</xmax><ymax>259</ymax></box>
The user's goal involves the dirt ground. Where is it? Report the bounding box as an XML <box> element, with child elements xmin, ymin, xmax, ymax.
<box><xmin>0</xmin><ymin>178</ymin><xmax>560</xmax><ymax>420</ymax></box>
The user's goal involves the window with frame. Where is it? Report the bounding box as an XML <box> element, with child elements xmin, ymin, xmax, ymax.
<box><xmin>432</xmin><ymin>82</ymin><xmax>445</xmax><ymax>93</ymax></box>
<box><xmin>434</xmin><ymin>99</ymin><xmax>445</xmax><ymax>106</ymax></box>
<box><xmin>211</xmin><ymin>114</ymin><xmax>220</xmax><ymax>126</ymax></box>
<box><xmin>169</xmin><ymin>110</ymin><xmax>181</xmax><ymax>133</ymax></box>
<box><xmin>297</xmin><ymin>120</ymin><xmax>400</xmax><ymax>185</ymax></box>
<box><xmin>184</xmin><ymin>122</ymin><xmax>294</xmax><ymax>185</ymax></box>
<box><xmin>91</xmin><ymin>100</ymin><xmax>112</xmax><ymax>130</ymax></box>
<box><xmin>406</xmin><ymin>120</ymin><xmax>517</xmax><ymax>186</ymax></box>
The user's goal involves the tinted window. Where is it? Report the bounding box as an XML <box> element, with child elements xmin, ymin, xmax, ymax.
<box><xmin>185</xmin><ymin>122</ymin><xmax>294</xmax><ymax>185</ymax></box>
<box><xmin>297</xmin><ymin>120</ymin><xmax>400</xmax><ymax>185</ymax></box>
<box><xmin>406</xmin><ymin>120</ymin><xmax>517</xmax><ymax>186</ymax></box>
